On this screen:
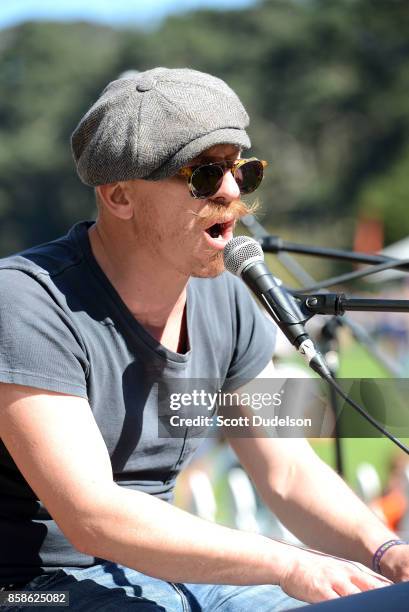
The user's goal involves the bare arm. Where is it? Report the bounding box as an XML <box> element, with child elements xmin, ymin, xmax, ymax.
<box><xmin>229</xmin><ymin>435</ymin><xmax>395</xmax><ymax>564</ymax></box>
<box><xmin>228</xmin><ymin>363</ymin><xmax>399</xmax><ymax>569</ymax></box>
<box><xmin>0</xmin><ymin>382</ymin><xmax>296</xmax><ymax>586</ymax></box>
<box><xmin>0</xmin><ymin>382</ymin><xmax>391</xmax><ymax>602</ymax></box>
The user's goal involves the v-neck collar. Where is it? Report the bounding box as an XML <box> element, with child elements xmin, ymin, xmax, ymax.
<box><xmin>72</xmin><ymin>221</ymin><xmax>193</xmax><ymax>365</ymax></box>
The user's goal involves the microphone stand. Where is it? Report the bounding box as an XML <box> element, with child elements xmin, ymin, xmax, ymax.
<box><xmin>317</xmin><ymin>318</ymin><xmax>344</xmax><ymax>476</ymax></box>
<box><xmin>240</xmin><ymin>215</ymin><xmax>406</xmax><ymax>477</ymax></box>
<box><xmin>240</xmin><ymin>216</ymin><xmax>407</xmax><ymax>380</ymax></box>
<box><xmin>241</xmin><ymin>217</ymin><xmax>404</xmax><ymax>378</ymax></box>
<box><xmin>260</xmin><ymin>235</ymin><xmax>409</xmax><ymax>272</ymax></box>
<box><xmin>299</xmin><ymin>294</ymin><xmax>409</xmax><ymax>317</ymax></box>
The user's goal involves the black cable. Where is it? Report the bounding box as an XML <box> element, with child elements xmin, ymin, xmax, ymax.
<box><xmin>320</xmin><ymin>373</ymin><xmax>409</xmax><ymax>455</ymax></box>
<box><xmin>289</xmin><ymin>257</ymin><xmax>409</xmax><ymax>293</ymax></box>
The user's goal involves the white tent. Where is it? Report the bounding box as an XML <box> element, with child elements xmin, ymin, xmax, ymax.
<box><xmin>368</xmin><ymin>236</ymin><xmax>409</xmax><ymax>283</ymax></box>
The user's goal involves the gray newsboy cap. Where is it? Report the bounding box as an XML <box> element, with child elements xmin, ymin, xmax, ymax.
<box><xmin>71</xmin><ymin>67</ymin><xmax>251</xmax><ymax>186</ymax></box>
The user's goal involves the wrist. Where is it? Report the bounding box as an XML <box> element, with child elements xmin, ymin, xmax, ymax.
<box><xmin>269</xmin><ymin>541</ymin><xmax>301</xmax><ymax>588</ymax></box>
<box><xmin>372</xmin><ymin>539</ymin><xmax>408</xmax><ymax>577</ymax></box>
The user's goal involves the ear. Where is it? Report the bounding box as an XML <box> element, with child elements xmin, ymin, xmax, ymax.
<box><xmin>96</xmin><ymin>183</ymin><xmax>134</xmax><ymax>220</ymax></box>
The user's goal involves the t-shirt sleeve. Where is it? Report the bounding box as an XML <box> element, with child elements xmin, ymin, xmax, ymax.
<box><xmin>0</xmin><ymin>269</ymin><xmax>88</xmax><ymax>397</ymax></box>
<box><xmin>223</xmin><ymin>276</ymin><xmax>277</xmax><ymax>391</ymax></box>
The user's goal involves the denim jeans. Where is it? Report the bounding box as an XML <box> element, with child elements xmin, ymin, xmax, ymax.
<box><xmin>2</xmin><ymin>562</ymin><xmax>308</xmax><ymax>611</ymax></box>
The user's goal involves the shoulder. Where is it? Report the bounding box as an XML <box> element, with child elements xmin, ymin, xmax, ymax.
<box><xmin>0</xmin><ymin>224</ymin><xmax>85</xmax><ymax>282</ymax></box>
<box><xmin>0</xmin><ymin>223</ymin><xmax>90</xmax><ymax>307</ymax></box>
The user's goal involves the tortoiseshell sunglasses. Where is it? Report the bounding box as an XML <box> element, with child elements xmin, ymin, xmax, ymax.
<box><xmin>178</xmin><ymin>157</ymin><xmax>268</xmax><ymax>199</ymax></box>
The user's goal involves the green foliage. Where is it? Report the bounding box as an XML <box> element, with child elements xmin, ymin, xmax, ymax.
<box><xmin>0</xmin><ymin>21</ymin><xmax>126</xmax><ymax>250</ymax></box>
<box><xmin>1</xmin><ymin>0</ymin><xmax>409</xmax><ymax>254</ymax></box>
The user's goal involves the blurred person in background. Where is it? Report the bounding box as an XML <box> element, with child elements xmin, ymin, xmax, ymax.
<box><xmin>371</xmin><ymin>453</ymin><xmax>409</xmax><ymax>535</ymax></box>
<box><xmin>0</xmin><ymin>67</ymin><xmax>408</xmax><ymax>611</ymax></box>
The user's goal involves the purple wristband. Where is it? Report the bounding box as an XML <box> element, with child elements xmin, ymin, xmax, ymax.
<box><xmin>372</xmin><ymin>539</ymin><xmax>408</xmax><ymax>574</ymax></box>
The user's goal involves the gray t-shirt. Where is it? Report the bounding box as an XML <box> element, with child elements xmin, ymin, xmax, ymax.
<box><xmin>0</xmin><ymin>221</ymin><xmax>276</xmax><ymax>584</ymax></box>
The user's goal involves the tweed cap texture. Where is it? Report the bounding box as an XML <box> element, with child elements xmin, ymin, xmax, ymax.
<box><xmin>71</xmin><ymin>67</ymin><xmax>251</xmax><ymax>186</ymax></box>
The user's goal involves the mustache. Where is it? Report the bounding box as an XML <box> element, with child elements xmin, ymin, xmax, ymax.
<box><xmin>190</xmin><ymin>199</ymin><xmax>260</xmax><ymax>227</ymax></box>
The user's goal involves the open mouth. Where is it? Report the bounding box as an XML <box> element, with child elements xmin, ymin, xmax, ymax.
<box><xmin>205</xmin><ymin>219</ymin><xmax>235</xmax><ymax>238</ymax></box>
<box><xmin>203</xmin><ymin>219</ymin><xmax>235</xmax><ymax>249</ymax></box>
<box><xmin>206</xmin><ymin>222</ymin><xmax>225</xmax><ymax>239</ymax></box>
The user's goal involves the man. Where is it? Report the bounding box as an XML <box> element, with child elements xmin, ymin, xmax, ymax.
<box><xmin>0</xmin><ymin>67</ymin><xmax>407</xmax><ymax>611</ymax></box>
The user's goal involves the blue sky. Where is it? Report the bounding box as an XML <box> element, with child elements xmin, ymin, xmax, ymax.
<box><xmin>0</xmin><ymin>0</ymin><xmax>256</xmax><ymax>29</ymax></box>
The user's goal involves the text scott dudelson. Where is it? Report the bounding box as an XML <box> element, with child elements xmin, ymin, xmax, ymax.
<box><xmin>169</xmin><ymin>415</ymin><xmax>312</xmax><ymax>428</ymax></box>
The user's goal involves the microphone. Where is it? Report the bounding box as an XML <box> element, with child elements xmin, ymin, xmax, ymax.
<box><xmin>223</xmin><ymin>236</ymin><xmax>332</xmax><ymax>378</ymax></box>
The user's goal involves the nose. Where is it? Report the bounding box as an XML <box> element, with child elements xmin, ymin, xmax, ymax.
<box><xmin>211</xmin><ymin>169</ymin><xmax>241</xmax><ymax>204</ymax></box>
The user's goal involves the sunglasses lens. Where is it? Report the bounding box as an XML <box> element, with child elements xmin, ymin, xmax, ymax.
<box><xmin>191</xmin><ymin>165</ymin><xmax>224</xmax><ymax>198</ymax></box>
<box><xmin>188</xmin><ymin>159</ymin><xmax>265</xmax><ymax>198</ymax></box>
<box><xmin>234</xmin><ymin>160</ymin><xmax>264</xmax><ymax>194</ymax></box>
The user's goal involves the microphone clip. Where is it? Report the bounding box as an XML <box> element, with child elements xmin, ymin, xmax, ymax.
<box><xmin>296</xmin><ymin>293</ymin><xmax>346</xmax><ymax>317</ymax></box>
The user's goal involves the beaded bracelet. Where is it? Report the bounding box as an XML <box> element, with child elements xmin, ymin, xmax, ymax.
<box><xmin>372</xmin><ymin>539</ymin><xmax>408</xmax><ymax>574</ymax></box>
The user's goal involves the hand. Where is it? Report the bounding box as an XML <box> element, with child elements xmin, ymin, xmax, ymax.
<box><xmin>379</xmin><ymin>544</ymin><xmax>409</xmax><ymax>582</ymax></box>
<box><xmin>279</xmin><ymin>548</ymin><xmax>392</xmax><ymax>604</ymax></box>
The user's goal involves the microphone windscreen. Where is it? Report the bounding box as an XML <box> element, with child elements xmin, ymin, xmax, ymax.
<box><xmin>223</xmin><ymin>236</ymin><xmax>264</xmax><ymax>276</ymax></box>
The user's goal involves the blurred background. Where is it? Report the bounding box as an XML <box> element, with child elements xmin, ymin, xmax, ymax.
<box><xmin>2</xmin><ymin>0</ymin><xmax>409</xmax><ymax>541</ymax></box>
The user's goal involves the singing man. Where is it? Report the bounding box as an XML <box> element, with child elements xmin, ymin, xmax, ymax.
<box><xmin>0</xmin><ymin>67</ymin><xmax>408</xmax><ymax>611</ymax></box>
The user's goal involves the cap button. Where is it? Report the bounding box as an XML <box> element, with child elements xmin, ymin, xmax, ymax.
<box><xmin>136</xmin><ymin>76</ymin><xmax>156</xmax><ymax>92</ymax></box>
